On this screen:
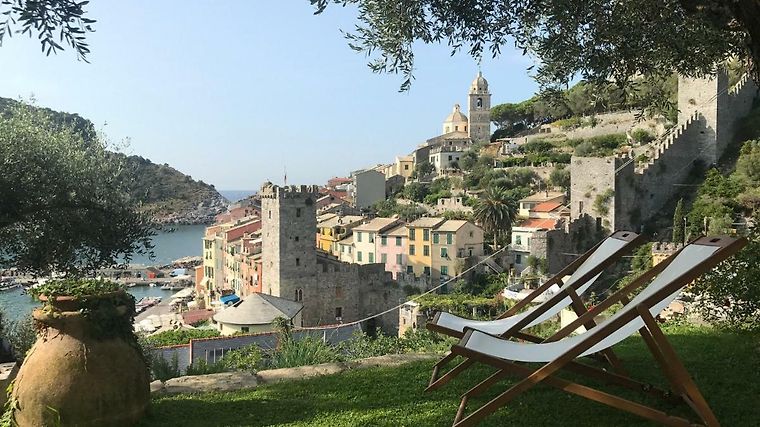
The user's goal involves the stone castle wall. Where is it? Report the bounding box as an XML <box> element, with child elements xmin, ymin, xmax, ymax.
<box><xmin>569</xmin><ymin>72</ymin><xmax>758</xmax><ymax>233</ymax></box>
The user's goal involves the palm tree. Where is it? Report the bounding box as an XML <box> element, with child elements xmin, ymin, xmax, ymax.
<box><xmin>473</xmin><ymin>186</ymin><xmax>518</xmax><ymax>249</ymax></box>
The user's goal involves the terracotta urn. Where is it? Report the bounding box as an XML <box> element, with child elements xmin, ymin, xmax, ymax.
<box><xmin>11</xmin><ymin>291</ymin><xmax>150</xmax><ymax>427</ymax></box>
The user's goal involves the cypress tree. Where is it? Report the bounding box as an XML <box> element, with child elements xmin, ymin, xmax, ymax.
<box><xmin>672</xmin><ymin>199</ymin><xmax>685</xmax><ymax>244</ymax></box>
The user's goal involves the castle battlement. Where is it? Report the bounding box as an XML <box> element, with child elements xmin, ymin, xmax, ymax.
<box><xmin>259</xmin><ymin>183</ymin><xmax>320</xmax><ymax>199</ymax></box>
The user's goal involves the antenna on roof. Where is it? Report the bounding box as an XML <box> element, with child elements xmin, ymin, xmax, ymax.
<box><xmin>284</xmin><ymin>166</ymin><xmax>288</xmax><ymax>186</ymax></box>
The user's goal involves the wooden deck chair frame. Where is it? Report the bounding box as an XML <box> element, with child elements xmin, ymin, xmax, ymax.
<box><xmin>447</xmin><ymin>235</ymin><xmax>746</xmax><ymax>427</ymax></box>
<box><xmin>426</xmin><ymin>230</ymin><xmax>645</xmax><ymax>391</ymax></box>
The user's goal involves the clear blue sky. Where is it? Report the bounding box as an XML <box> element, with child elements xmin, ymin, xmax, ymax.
<box><xmin>0</xmin><ymin>1</ymin><xmax>539</xmax><ymax>190</ymax></box>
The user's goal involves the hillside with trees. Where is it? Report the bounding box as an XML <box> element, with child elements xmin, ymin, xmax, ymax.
<box><xmin>0</xmin><ymin>97</ymin><xmax>227</xmax><ymax>223</ymax></box>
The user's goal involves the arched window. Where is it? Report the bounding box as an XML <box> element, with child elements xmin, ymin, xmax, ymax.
<box><xmin>476</xmin><ymin>97</ymin><xmax>483</xmax><ymax>108</ymax></box>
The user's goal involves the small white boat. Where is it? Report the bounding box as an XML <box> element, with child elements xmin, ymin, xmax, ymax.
<box><xmin>149</xmin><ymin>283</ymin><xmax>157</xmax><ymax>287</ymax></box>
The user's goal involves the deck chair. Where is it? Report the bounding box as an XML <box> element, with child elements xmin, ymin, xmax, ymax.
<box><xmin>447</xmin><ymin>235</ymin><xmax>746</xmax><ymax>427</ymax></box>
<box><xmin>426</xmin><ymin>230</ymin><xmax>644</xmax><ymax>390</ymax></box>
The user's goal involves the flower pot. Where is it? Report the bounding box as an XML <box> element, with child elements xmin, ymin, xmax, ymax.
<box><xmin>11</xmin><ymin>291</ymin><xmax>149</xmax><ymax>427</ymax></box>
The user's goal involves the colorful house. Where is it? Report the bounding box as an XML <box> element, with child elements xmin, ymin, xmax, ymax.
<box><xmin>316</xmin><ymin>214</ymin><xmax>365</xmax><ymax>256</ymax></box>
<box><xmin>352</xmin><ymin>217</ymin><xmax>402</xmax><ymax>265</ymax></box>
<box><xmin>431</xmin><ymin>220</ymin><xmax>485</xmax><ymax>284</ymax></box>
<box><xmin>376</xmin><ymin>224</ymin><xmax>408</xmax><ymax>279</ymax></box>
<box><xmin>406</xmin><ymin>217</ymin><xmax>445</xmax><ymax>277</ymax></box>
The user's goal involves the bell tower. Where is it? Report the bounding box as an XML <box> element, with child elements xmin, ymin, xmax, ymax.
<box><xmin>468</xmin><ymin>71</ymin><xmax>491</xmax><ymax>142</ymax></box>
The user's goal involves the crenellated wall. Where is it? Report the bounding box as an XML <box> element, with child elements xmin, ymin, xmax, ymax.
<box><xmin>569</xmin><ymin>71</ymin><xmax>758</xmax><ymax>234</ymax></box>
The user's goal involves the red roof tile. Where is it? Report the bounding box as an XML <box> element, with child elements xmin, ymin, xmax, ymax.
<box><xmin>517</xmin><ymin>218</ymin><xmax>558</xmax><ymax>229</ymax></box>
<box><xmin>532</xmin><ymin>200</ymin><xmax>563</xmax><ymax>213</ymax></box>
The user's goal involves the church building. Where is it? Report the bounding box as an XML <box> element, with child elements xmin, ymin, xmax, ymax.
<box><xmin>413</xmin><ymin>72</ymin><xmax>492</xmax><ymax>171</ymax></box>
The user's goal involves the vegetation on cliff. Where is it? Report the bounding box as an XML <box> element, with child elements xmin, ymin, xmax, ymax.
<box><xmin>0</xmin><ymin>97</ymin><xmax>225</xmax><ymax>222</ymax></box>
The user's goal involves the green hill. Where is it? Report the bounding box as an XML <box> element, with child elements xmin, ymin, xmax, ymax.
<box><xmin>0</xmin><ymin>97</ymin><xmax>227</xmax><ymax>223</ymax></box>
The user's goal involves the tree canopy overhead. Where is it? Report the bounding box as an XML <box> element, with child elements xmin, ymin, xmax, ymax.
<box><xmin>0</xmin><ymin>0</ymin><xmax>95</xmax><ymax>61</ymax></box>
<box><xmin>311</xmin><ymin>0</ymin><xmax>757</xmax><ymax>91</ymax></box>
<box><xmin>0</xmin><ymin>101</ymin><xmax>154</xmax><ymax>275</ymax></box>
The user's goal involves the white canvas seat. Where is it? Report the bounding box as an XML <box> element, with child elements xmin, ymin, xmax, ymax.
<box><xmin>447</xmin><ymin>236</ymin><xmax>746</xmax><ymax>427</ymax></box>
<box><xmin>430</xmin><ymin>231</ymin><xmax>639</xmax><ymax>336</ymax></box>
<box><xmin>460</xmin><ymin>243</ymin><xmax>719</xmax><ymax>362</ymax></box>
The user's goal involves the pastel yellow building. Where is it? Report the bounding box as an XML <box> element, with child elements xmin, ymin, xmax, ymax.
<box><xmin>316</xmin><ymin>214</ymin><xmax>364</xmax><ymax>256</ymax></box>
<box><xmin>406</xmin><ymin>217</ymin><xmax>445</xmax><ymax>277</ymax></box>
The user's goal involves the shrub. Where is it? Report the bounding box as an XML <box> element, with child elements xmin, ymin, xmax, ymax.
<box><xmin>3</xmin><ymin>314</ymin><xmax>36</xmax><ymax>363</ymax></box>
<box><xmin>269</xmin><ymin>335</ymin><xmax>339</xmax><ymax>369</ymax></box>
<box><xmin>221</xmin><ymin>345</ymin><xmax>264</xmax><ymax>372</ymax></box>
<box><xmin>631</xmin><ymin>128</ymin><xmax>655</xmax><ymax>144</ymax></box>
<box><xmin>337</xmin><ymin>329</ymin><xmax>403</xmax><ymax>360</ymax></box>
<box><xmin>150</xmin><ymin>351</ymin><xmax>181</xmax><ymax>382</ymax></box>
<box><xmin>593</xmin><ymin>189</ymin><xmax>615</xmax><ymax>216</ymax></box>
<box><xmin>185</xmin><ymin>359</ymin><xmax>227</xmax><ymax>376</ymax></box>
<box><xmin>144</xmin><ymin>329</ymin><xmax>221</xmax><ymax>347</ymax></box>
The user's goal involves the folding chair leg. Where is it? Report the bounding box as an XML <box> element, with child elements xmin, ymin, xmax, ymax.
<box><xmin>428</xmin><ymin>352</ymin><xmax>457</xmax><ymax>390</ymax></box>
<box><xmin>639</xmin><ymin>308</ymin><xmax>721</xmax><ymax>427</ymax></box>
<box><xmin>427</xmin><ymin>357</ymin><xmax>476</xmax><ymax>391</ymax></box>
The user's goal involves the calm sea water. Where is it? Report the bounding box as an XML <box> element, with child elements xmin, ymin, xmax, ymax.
<box><xmin>0</xmin><ymin>286</ymin><xmax>176</xmax><ymax>324</ymax></box>
<box><xmin>1</xmin><ymin>225</ymin><xmax>206</xmax><ymax>323</ymax></box>
<box><xmin>219</xmin><ymin>190</ymin><xmax>256</xmax><ymax>203</ymax></box>
<box><xmin>124</xmin><ymin>224</ymin><xmax>206</xmax><ymax>266</ymax></box>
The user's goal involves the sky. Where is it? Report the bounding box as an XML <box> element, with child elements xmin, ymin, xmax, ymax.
<box><xmin>0</xmin><ymin>1</ymin><xmax>540</xmax><ymax>190</ymax></box>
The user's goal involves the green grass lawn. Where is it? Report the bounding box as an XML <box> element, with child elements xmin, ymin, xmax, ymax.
<box><xmin>141</xmin><ymin>325</ymin><xmax>760</xmax><ymax>427</ymax></box>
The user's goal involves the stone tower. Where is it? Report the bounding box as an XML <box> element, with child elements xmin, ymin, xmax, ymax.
<box><xmin>677</xmin><ymin>70</ymin><xmax>729</xmax><ymax>165</ymax></box>
<box><xmin>468</xmin><ymin>71</ymin><xmax>491</xmax><ymax>142</ymax></box>
<box><xmin>260</xmin><ymin>183</ymin><xmax>319</xmax><ymax>301</ymax></box>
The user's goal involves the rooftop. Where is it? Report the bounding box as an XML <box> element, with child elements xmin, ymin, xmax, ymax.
<box><xmin>532</xmin><ymin>200</ymin><xmax>564</xmax><ymax>213</ymax></box>
<box><xmin>385</xmin><ymin>224</ymin><xmax>408</xmax><ymax>237</ymax></box>
<box><xmin>408</xmin><ymin>217</ymin><xmax>446</xmax><ymax>229</ymax></box>
<box><xmin>435</xmin><ymin>220</ymin><xmax>473</xmax><ymax>232</ymax></box>
<box><xmin>514</xmin><ymin>218</ymin><xmax>559</xmax><ymax>230</ymax></box>
<box><xmin>213</xmin><ymin>293</ymin><xmax>303</xmax><ymax>326</ymax></box>
<box><xmin>353</xmin><ymin>217</ymin><xmax>400</xmax><ymax>232</ymax></box>
<box><xmin>317</xmin><ymin>215</ymin><xmax>365</xmax><ymax>228</ymax></box>
<box><xmin>519</xmin><ymin>191</ymin><xmax>565</xmax><ymax>204</ymax></box>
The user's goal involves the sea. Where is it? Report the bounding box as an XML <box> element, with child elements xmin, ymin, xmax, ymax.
<box><xmin>1</xmin><ymin>224</ymin><xmax>208</xmax><ymax>323</ymax></box>
<box><xmin>219</xmin><ymin>190</ymin><xmax>256</xmax><ymax>203</ymax></box>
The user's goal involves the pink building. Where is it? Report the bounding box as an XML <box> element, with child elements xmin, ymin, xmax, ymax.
<box><xmin>376</xmin><ymin>224</ymin><xmax>408</xmax><ymax>279</ymax></box>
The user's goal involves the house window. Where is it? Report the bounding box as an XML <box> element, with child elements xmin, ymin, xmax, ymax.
<box><xmin>448</xmin><ymin>155</ymin><xmax>452</xmax><ymax>161</ymax></box>
<box><xmin>407</xmin><ymin>266</ymin><xmax>414</xmax><ymax>274</ymax></box>
<box><xmin>396</xmin><ymin>254</ymin><xmax>402</xmax><ymax>265</ymax></box>
<box><xmin>468</xmin><ymin>248</ymin><xmax>473</xmax><ymax>257</ymax></box>
<box><xmin>395</xmin><ymin>236</ymin><xmax>402</xmax><ymax>246</ymax></box>
<box><xmin>268</xmin><ymin>211</ymin><xmax>271</xmax><ymax>219</ymax></box>
<box><xmin>455</xmin><ymin>125</ymin><xmax>459</xmax><ymax>131</ymax></box>
<box><xmin>424</xmin><ymin>266</ymin><xmax>431</xmax><ymax>275</ymax></box>
<box><xmin>423</xmin><ymin>229</ymin><xmax>430</xmax><ymax>241</ymax></box>
<box><xmin>357</xmin><ymin>251</ymin><xmax>363</xmax><ymax>262</ymax></box>
<box><xmin>295</xmin><ymin>236</ymin><xmax>299</xmax><ymax>242</ymax></box>
<box><xmin>516</xmin><ymin>254</ymin><xmax>522</xmax><ymax>264</ymax></box>
<box><xmin>440</xmin><ymin>247</ymin><xmax>448</xmax><ymax>258</ymax></box>
<box><xmin>469</xmin><ymin>231</ymin><xmax>473</xmax><ymax>238</ymax></box>
<box><xmin>357</xmin><ymin>232</ymin><xmax>362</xmax><ymax>242</ymax></box>
<box><xmin>296</xmin><ymin>258</ymin><xmax>300</xmax><ymax>266</ymax></box>
<box><xmin>381</xmin><ymin>253</ymin><xmax>387</xmax><ymax>263</ymax></box>
<box><xmin>296</xmin><ymin>208</ymin><xmax>301</xmax><ymax>217</ymax></box>
<box><xmin>409</xmin><ymin>229</ymin><xmax>415</xmax><ymax>241</ymax></box>
<box><xmin>423</xmin><ymin>245</ymin><xmax>430</xmax><ymax>256</ymax></box>
<box><xmin>335</xmin><ymin>307</ymin><xmax>343</xmax><ymax>319</ymax></box>
<box><xmin>295</xmin><ymin>288</ymin><xmax>303</xmax><ymax>302</ymax></box>
<box><xmin>441</xmin><ymin>266</ymin><xmax>449</xmax><ymax>276</ymax></box>
<box><xmin>241</xmin><ymin>327</ymin><xmax>250</xmax><ymax>333</ymax></box>
<box><xmin>433</xmin><ymin>233</ymin><xmax>439</xmax><ymax>244</ymax></box>
<box><xmin>515</xmin><ymin>235</ymin><xmax>522</xmax><ymax>245</ymax></box>
<box><xmin>409</xmin><ymin>245</ymin><xmax>415</xmax><ymax>256</ymax></box>
<box><xmin>369</xmin><ymin>252</ymin><xmax>375</xmax><ymax>263</ymax></box>
<box><xmin>447</xmin><ymin>233</ymin><xmax>453</xmax><ymax>244</ymax></box>
<box><xmin>404</xmin><ymin>165</ymin><xmax>409</xmax><ymax>170</ymax></box>
<box><xmin>381</xmin><ymin>235</ymin><xmax>387</xmax><ymax>246</ymax></box>
<box><xmin>369</xmin><ymin>233</ymin><xmax>375</xmax><ymax>243</ymax></box>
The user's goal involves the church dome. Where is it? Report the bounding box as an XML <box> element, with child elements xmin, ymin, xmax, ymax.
<box><xmin>444</xmin><ymin>104</ymin><xmax>468</xmax><ymax>124</ymax></box>
<box><xmin>470</xmin><ymin>71</ymin><xmax>488</xmax><ymax>93</ymax></box>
